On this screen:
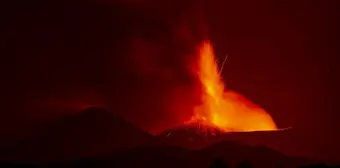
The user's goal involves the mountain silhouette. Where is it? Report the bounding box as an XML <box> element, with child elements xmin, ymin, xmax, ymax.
<box><xmin>46</xmin><ymin>139</ymin><xmax>318</xmax><ymax>168</ymax></box>
<box><xmin>157</xmin><ymin>123</ymin><xmax>318</xmax><ymax>167</ymax></box>
<box><xmin>197</xmin><ymin>141</ymin><xmax>313</xmax><ymax>168</ymax></box>
<box><xmin>158</xmin><ymin>124</ymin><xmax>316</xmax><ymax>159</ymax></box>
<box><xmin>50</xmin><ymin>145</ymin><xmax>196</xmax><ymax>168</ymax></box>
<box><xmin>0</xmin><ymin>115</ymin><xmax>326</xmax><ymax>167</ymax></box>
<box><xmin>1</xmin><ymin>107</ymin><xmax>153</xmax><ymax>164</ymax></box>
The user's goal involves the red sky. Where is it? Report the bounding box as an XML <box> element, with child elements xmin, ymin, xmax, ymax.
<box><xmin>1</xmin><ymin>0</ymin><xmax>339</xmax><ymax>164</ymax></box>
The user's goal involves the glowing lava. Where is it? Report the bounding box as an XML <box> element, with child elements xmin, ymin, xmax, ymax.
<box><xmin>187</xmin><ymin>40</ymin><xmax>279</xmax><ymax>132</ymax></box>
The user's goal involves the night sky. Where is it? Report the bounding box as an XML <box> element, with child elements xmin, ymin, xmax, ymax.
<box><xmin>1</xmin><ymin>0</ymin><xmax>339</xmax><ymax>164</ymax></box>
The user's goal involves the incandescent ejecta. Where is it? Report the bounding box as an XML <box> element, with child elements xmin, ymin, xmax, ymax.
<box><xmin>186</xmin><ymin>40</ymin><xmax>279</xmax><ymax>133</ymax></box>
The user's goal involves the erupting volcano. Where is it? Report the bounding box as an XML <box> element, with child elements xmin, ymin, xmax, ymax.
<box><xmin>186</xmin><ymin>40</ymin><xmax>279</xmax><ymax>133</ymax></box>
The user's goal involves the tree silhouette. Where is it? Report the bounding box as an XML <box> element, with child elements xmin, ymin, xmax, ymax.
<box><xmin>237</xmin><ymin>160</ymin><xmax>253</xmax><ymax>168</ymax></box>
<box><xmin>209</xmin><ymin>158</ymin><xmax>229</xmax><ymax>168</ymax></box>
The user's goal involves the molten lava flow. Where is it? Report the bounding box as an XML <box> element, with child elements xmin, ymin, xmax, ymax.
<box><xmin>187</xmin><ymin>40</ymin><xmax>279</xmax><ymax>132</ymax></box>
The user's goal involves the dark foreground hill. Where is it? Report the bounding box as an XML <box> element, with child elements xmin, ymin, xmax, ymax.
<box><xmin>196</xmin><ymin>141</ymin><xmax>315</xmax><ymax>168</ymax></box>
<box><xmin>157</xmin><ymin>123</ymin><xmax>324</xmax><ymax>162</ymax></box>
<box><xmin>157</xmin><ymin>123</ymin><xmax>320</xmax><ymax>167</ymax></box>
<box><xmin>0</xmin><ymin>107</ymin><xmax>153</xmax><ymax>164</ymax></box>
<box><xmin>42</xmin><ymin>123</ymin><xmax>322</xmax><ymax>168</ymax></box>
<box><xmin>0</xmin><ymin>112</ymin><xmax>336</xmax><ymax>168</ymax></box>
<box><xmin>46</xmin><ymin>140</ymin><xmax>323</xmax><ymax>168</ymax></box>
<box><xmin>48</xmin><ymin>145</ymin><xmax>196</xmax><ymax>168</ymax></box>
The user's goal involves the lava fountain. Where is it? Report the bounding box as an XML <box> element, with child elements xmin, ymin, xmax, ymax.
<box><xmin>186</xmin><ymin>40</ymin><xmax>279</xmax><ymax>132</ymax></box>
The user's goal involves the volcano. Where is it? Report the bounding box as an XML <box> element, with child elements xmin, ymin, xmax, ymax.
<box><xmin>1</xmin><ymin>107</ymin><xmax>153</xmax><ymax>164</ymax></box>
<box><xmin>184</xmin><ymin>40</ymin><xmax>280</xmax><ymax>132</ymax></box>
<box><xmin>156</xmin><ymin>40</ymin><xmax>285</xmax><ymax>150</ymax></box>
<box><xmin>41</xmin><ymin>124</ymin><xmax>316</xmax><ymax>168</ymax></box>
<box><xmin>157</xmin><ymin>122</ymin><xmax>228</xmax><ymax>150</ymax></box>
<box><xmin>157</xmin><ymin>123</ymin><xmax>317</xmax><ymax>168</ymax></box>
<box><xmin>158</xmin><ymin>122</ymin><xmax>291</xmax><ymax>150</ymax></box>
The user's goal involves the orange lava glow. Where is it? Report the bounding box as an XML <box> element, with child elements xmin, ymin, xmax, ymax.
<box><xmin>187</xmin><ymin>40</ymin><xmax>279</xmax><ymax>132</ymax></box>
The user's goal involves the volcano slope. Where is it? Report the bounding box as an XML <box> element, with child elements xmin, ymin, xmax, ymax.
<box><xmin>159</xmin><ymin>123</ymin><xmax>339</xmax><ymax>165</ymax></box>
<box><xmin>158</xmin><ymin>123</ymin><xmax>299</xmax><ymax>152</ymax></box>
<box><xmin>0</xmin><ymin>107</ymin><xmax>153</xmax><ymax>164</ymax></box>
<box><xmin>1</xmin><ymin>116</ymin><xmax>333</xmax><ymax>168</ymax></box>
<box><xmin>157</xmin><ymin>123</ymin><xmax>320</xmax><ymax>167</ymax></box>
<box><xmin>47</xmin><ymin>128</ymin><xmax>320</xmax><ymax>168</ymax></box>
